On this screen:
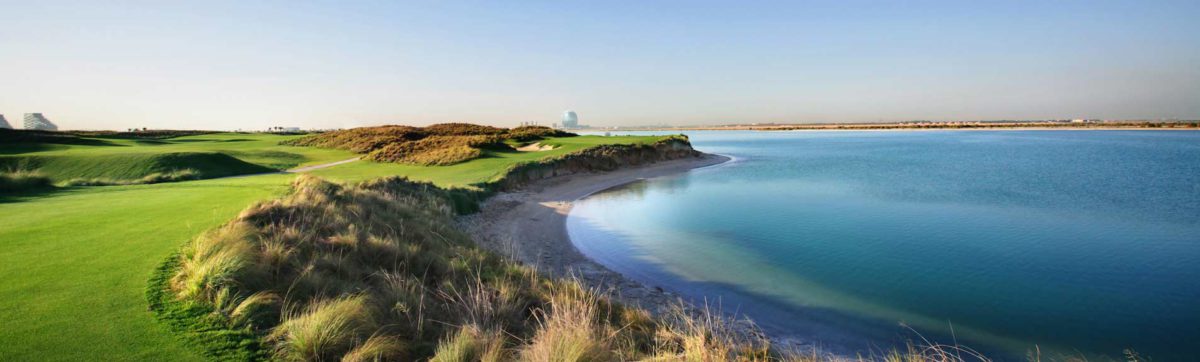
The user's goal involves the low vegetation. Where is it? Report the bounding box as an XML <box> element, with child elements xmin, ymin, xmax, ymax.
<box><xmin>283</xmin><ymin>124</ymin><xmax>574</xmax><ymax>166</ymax></box>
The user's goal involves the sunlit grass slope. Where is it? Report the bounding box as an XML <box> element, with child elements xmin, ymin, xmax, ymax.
<box><xmin>308</xmin><ymin>135</ymin><xmax>661</xmax><ymax>186</ymax></box>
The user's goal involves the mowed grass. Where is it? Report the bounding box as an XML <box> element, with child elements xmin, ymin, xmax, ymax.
<box><xmin>308</xmin><ymin>135</ymin><xmax>661</xmax><ymax>186</ymax></box>
<box><xmin>1</xmin><ymin>133</ymin><xmax>356</xmax><ymax>182</ymax></box>
<box><xmin>0</xmin><ymin>174</ymin><xmax>296</xmax><ymax>361</ymax></box>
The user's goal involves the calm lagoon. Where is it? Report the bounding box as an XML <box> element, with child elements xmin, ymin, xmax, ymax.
<box><xmin>568</xmin><ymin>130</ymin><xmax>1200</xmax><ymax>359</ymax></box>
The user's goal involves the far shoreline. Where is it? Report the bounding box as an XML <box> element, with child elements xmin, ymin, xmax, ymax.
<box><xmin>583</xmin><ymin>124</ymin><xmax>1200</xmax><ymax>133</ymax></box>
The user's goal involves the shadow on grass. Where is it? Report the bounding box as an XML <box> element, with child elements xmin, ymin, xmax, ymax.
<box><xmin>132</xmin><ymin>139</ymin><xmax>170</xmax><ymax>145</ymax></box>
<box><xmin>0</xmin><ymin>187</ymin><xmax>69</xmax><ymax>204</ymax></box>
<box><xmin>0</xmin><ymin>130</ymin><xmax>127</xmax><ymax>147</ymax></box>
<box><xmin>0</xmin><ymin>143</ymin><xmax>70</xmax><ymax>155</ymax></box>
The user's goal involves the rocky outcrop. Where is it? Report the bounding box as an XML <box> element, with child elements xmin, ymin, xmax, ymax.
<box><xmin>481</xmin><ymin>135</ymin><xmax>701</xmax><ymax>191</ymax></box>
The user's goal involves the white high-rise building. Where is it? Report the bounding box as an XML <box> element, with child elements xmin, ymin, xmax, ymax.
<box><xmin>562</xmin><ymin>110</ymin><xmax>578</xmax><ymax>128</ymax></box>
<box><xmin>23</xmin><ymin>113</ymin><xmax>58</xmax><ymax>131</ymax></box>
<box><xmin>0</xmin><ymin>114</ymin><xmax>11</xmax><ymax>129</ymax></box>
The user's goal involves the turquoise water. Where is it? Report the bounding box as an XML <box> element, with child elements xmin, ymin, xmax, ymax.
<box><xmin>567</xmin><ymin>131</ymin><xmax>1200</xmax><ymax>360</ymax></box>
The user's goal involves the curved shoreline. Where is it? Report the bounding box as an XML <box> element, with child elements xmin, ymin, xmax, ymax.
<box><xmin>457</xmin><ymin>152</ymin><xmax>733</xmax><ymax>309</ymax></box>
<box><xmin>460</xmin><ymin>152</ymin><xmax>729</xmax><ymax>277</ymax></box>
<box><xmin>458</xmin><ymin>153</ymin><xmax>867</xmax><ymax>355</ymax></box>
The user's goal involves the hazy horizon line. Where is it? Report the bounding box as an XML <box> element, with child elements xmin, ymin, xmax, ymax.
<box><xmin>6</xmin><ymin>116</ymin><xmax>1198</xmax><ymax>132</ymax></box>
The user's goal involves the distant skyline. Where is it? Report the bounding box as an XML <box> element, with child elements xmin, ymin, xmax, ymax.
<box><xmin>1</xmin><ymin>0</ymin><xmax>1198</xmax><ymax>130</ymax></box>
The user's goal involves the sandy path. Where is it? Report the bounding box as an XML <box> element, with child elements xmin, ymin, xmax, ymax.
<box><xmin>214</xmin><ymin>157</ymin><xmax>362</xmax><ymax>180</ymax></box>
<box><xmin>458</xmin><ymin>154</ymin><xmax>729</xmax><ymax>313</ymax></box>
<box><xmin>286</xmin><ymin>157</ymin><xmax>361</xmax><ymax>173</ymax></box>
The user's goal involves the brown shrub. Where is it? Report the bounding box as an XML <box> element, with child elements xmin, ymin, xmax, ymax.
<box><xmin>422</xmin><ymin>123</ymin><xmax>507</xmax><ymax>136</ymax></box>
<box><xmin>365</xmin><ymin>135</ymin><xmax>501</xmax><ymax>165</ymax></box>
<box><xmin>507</xmin><ymin>126</ymin><xmax>574</xmax><ymax>142</ymax></box>
<box><xmin>282</xmin><ymin>125</ymin><xmax>424</xmax><ymax>153</ymax></box>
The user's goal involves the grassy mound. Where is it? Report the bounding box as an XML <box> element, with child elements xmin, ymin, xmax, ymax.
<box><xmin>284</xmin><ymin>124</ymin><xmax>574</xmax><ymax>166</ymax></box>
<box><xmin>0</xmin><ymin>152</ymin><xmax>275</xmax><ymax>185</ymax></box>
<box><xmin>159</xmin><ymin>175</ymin><xmax>792</xmax><ymax>361</ymax></box>
<box><xmin>483</xmin><ymin>135</ymin><xmax>700</xmax><ymax>191</ymax></box>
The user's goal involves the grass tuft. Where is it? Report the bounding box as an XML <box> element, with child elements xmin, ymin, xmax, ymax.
<box><xmin>0</xmin><ymin>168</ymin><xmax>54</xmax><ymax>193</ymax></box>
<box><xmin>520</xmin><ymin>286</ymin><xmax>615</xmax><ymax>362</ymax></box>
<box><xmin>342</xmin><ymin>334</ymin><xmax>407</xmax><ymax>362</ymax></box>
<box><xmin>268</xmin><ymin>295</ymin><xmax>377</xmax><ymax>361</ymax></box>
<box><xmin>171</xmin><ymin>222</ymin><xmax>259</xmax><ymax>300</ymax></box>
<box><xmin>430</xmin><ymin>324</ymin><xmax>507</xmax><ymax>362</ymax></box>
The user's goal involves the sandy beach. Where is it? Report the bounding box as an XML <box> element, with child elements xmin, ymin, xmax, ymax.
<box><xmin>458</xmin><ymin>153</ymin><xmax>730</xmax><ymax>314</ymax></box>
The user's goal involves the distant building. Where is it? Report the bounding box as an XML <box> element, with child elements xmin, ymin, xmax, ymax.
<box><xmin>562</xmin><ymin>110</ymin><xmax>579</xmax><ymax>128</ymax></box>
<box><xmin>267</xmin><ymin>126</ymin><xmax>302</xmax><ymax>133</ymax></box>
<box><xmin>0</xmin><ymin>114</ymin><xmax>11</xmax><ymax>129</ymax></box>
<box><xmin>23</xmin><ymin>113</ymin><xmax>57</xmax><ymax>131</ymax></box>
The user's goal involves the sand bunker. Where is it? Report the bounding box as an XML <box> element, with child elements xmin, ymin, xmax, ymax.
<box><xmin>516</xmin><ymin>142</ymin><xmax>555</xmax><ymax>152</ymax></box>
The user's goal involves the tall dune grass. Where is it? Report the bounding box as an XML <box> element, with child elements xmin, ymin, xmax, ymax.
<box><xmin>430</xmin><ymin>325</ymin><xmax>506</xmax><ymax>362</ymax></box>
<box><xmin>366</xmin><ymin>136</ymin><xmax>495</xmax><ymax>165</ymax></box>
<box><xmin>268</xmin><ymin>295</ymin><xmax>388</xmax><ymax>361</ymax></box>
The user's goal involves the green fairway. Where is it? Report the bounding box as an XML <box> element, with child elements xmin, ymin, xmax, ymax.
<box><xmin>0</xmin><ymin>175</ymin><xmax>296</xmax><ymax>361</ymax></box>
<box><xmin>307</xmin><ymin>135</ymin><xmax>661</xmax><ymax>186</ymax></box>
<box><xmin>0</xmin><ymin>132</ymin><xmax>667</xmax><ymax>360</ymax></box>
<box><xmin>0</xmin><ymin>133</ymin><xmax>356</xmax><ymax>182</ymax></box>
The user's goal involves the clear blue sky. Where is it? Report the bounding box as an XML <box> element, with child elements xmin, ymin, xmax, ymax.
<box><xmin>1</xmin><ymin>0</ymin><xmax>1197</xmax><ymax>130</ymax></box>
